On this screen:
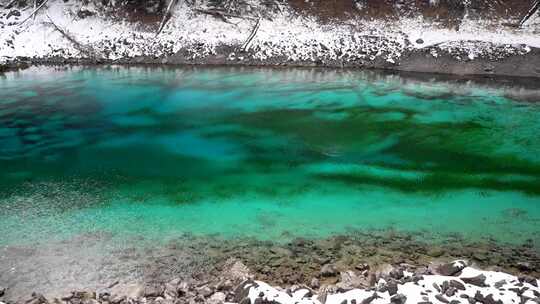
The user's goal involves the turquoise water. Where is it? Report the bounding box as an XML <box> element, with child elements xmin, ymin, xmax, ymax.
<box><xmin>1</xmin><ymin>66</ymin><xmax>540</xmax><ymax>246</ymax></box>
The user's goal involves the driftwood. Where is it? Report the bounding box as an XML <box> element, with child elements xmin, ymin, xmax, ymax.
<box><xmin>18</xmin><ymin>0</ymin><xmax>50</xmax><ymax>25</ymax></box>
<box><xmin>519</xmin><ymin>0</ymin><xmax>540</xmax><ymax>27</ymax></box>
<box><xmin>241</xmin><ymin>17</ymin><xmax>261</xmax><ymax>52</ymax></box>
<box><xmin>156</xmin><ymin>0</ymin><xmax>177</xmax><ymax>36</ymax></box>
<box><xmin>45</xmin><ymin>14</ymin><xmax>98</xmax><ymax>58</ymax></box>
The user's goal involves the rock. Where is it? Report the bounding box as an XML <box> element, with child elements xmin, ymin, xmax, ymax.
<box><xmin>216</xmin><ymin>279</ymin><xmax>234</xmax><ymax>291</ymax></box>
<box><xmin>416</xmin><ymin>39</ymin><xmax>424</xmax><ymax>44</ymax></box>
<box><xmin>224</xmin><ymin>259</ymin><xmax>253</xmax><ymax>282</ymax></box>
<box><xmin>310</xmin><ymin>278</ymin><xmax>320</xmax><ymax>289</ymax></box>
<box><xmin>436</xmin><ymin>261</ymin><xmax>467</xmax><ymax>276</ymax></box>
<box><xmin>208</xmin><ymin>292</ymin><xmax>226</xmax><ymax>304</ymax></box>
<box><xmin>321</xmin><ymin>264</ymin><xmax>338</xmax><ymax>277</ymax></box>
<box><xmin>517</xmin><ymin>262</ymin><xmax>533</xmax><ymax>271</ymax></box>
<box><xmin>389</xmin><ymin>268</ymin><xmax>404</xmax><ymax>280</ymax></box>
<box><xmin>337</xmin><ymin>271</ymin><xmax>367</xmax><ymax>290</ymax></box>
<box><xmin>390</xmin><ymin>293</ymin><xmax>407</xmax><ymax>304</ymax></box>
<box><xmin>449</xmin><ymin>280</ymin><xmax>466</xmax><ymax>291</ymax></box>
<box><xmin>233</xmin><ymin>280</ymin><xmax>258</xmax><ymax>303</ymax></box>
<box><xmin>198</xmin><ymin>286</ymin><xmax>214</xmax><ymax>297</ymax></box>
<box><xmin>0</xmin><ymin>286</ymin><xmax>4</xmax><ymax>297</ymax></box>
<box><xmin>144</xmin><ymin>285</ymin><xmax>163</xmax><ymax>298</ymax></box>
<box><xmin>6</xmin><ymin>10</ymin><xmax>20</xmax><ymax>19</ymax></box>
<box><xmin>427</xmin><ymin>247</ymin><xmax>445</xmax><ymax>257</ymax></box>
<box><xmin>462</xmin><ymin>274</ymin><xmax>488</xmax><ymax>287</ymax></box>
<box><xmin>387</xmin><ymin>281</ymin><xmax>398</xmax><ymax>296</ymax></box>
<box><xmin>436</xmin><ymin>294</ymin><xmax>450</xmax><ymax>303</ymax></box>
<box><xmin>110</xmin><ymin>284</ymin><xmax>144</xmax><ymax>299</ymax></box>
<box><xmin>355</xmin><ymin>263</ymin><xmax>370</xmax><ymax>272</ymax></box>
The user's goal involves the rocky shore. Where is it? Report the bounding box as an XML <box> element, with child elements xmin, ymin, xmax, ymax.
<box><xmin>1</xmin><ymin>232</ymin><xmax>539</xmax><ymax>304</ymax></box>
<box><xmin>1</xmin><ymin>258</ymin><xmax>539</xmax><ymax>304</ymax></box>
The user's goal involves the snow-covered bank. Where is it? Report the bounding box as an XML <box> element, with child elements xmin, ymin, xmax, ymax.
<box><xmin>1</xmin><ymin>0</ymin><xmax>540</xmax><ymax>77</ymax></box>
<box><xmin>240</xmin><ymin>264</ymin><xmax>540</xmax><ymax>304</ymax></box>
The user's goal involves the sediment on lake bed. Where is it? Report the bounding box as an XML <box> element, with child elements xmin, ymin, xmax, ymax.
<box><xmin>1</xmin><ymin>232</ymin><xmax>539</xmax><ymax>303</ymax></box>
<box><xmin>1</xmin><ymin>0</ymin><xmax>540</xmax><ymax>78</ymax></box>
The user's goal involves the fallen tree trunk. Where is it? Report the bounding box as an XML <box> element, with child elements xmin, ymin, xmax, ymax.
<box><xmin>241</xmin><ymin>18</ymin><xmax>261</xmax><ymax>52</ymax></box>
<box><xmin>156</xmin><ymin>0</ymin><xmax>177</xmax><ymax>36</ymax></box>
<box><xmin>45</xmin><ymin>14</ymin><xmax>99</xmax><ymax>58</ymax></box>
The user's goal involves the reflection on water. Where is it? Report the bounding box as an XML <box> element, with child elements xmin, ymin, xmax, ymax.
<box><xmin>0</xmin><ymin>66</ymin><xmax>540</xmax><ymax>246</ymax></box>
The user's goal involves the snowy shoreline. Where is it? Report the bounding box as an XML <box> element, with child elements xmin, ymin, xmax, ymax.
<box><xmin>1</xmin><ymin>260</ymin><xmax>539</xmax><ymax>304</ymax></box>
<box><xmin>2</xmin><ymin>0</ymin><xmax>540</xmax><ymax>78</ymax></box>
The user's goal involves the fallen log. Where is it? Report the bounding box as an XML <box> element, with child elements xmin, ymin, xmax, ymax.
<box><xmin>519</xmin><ymin>0</ymin><xmax>540</xmax><ymax>27</ymax></box>
<box><xmin>241</xmin><ymin>17</ymin><xmax>261</xmax><ymax>52</ymax></box>
<box><xmin>45</xmin><ymin>14</ymin><xmax>98</xmax><ymax>58</ymax></box>
<box><xmin>156</xmin><ymin>0</ymin><xmax>177</xmax><ymax>36</ymax></box>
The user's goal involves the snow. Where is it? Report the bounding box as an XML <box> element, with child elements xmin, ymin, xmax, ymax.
<box><xmin>235</xmin><ymin>266</ymin><xmax>540</xmax><ymax>304</ymax></box>
<box><xmin>1</xmin><ymin>0</ymin><xmax>540</xmax><ymax>65</ymax></box>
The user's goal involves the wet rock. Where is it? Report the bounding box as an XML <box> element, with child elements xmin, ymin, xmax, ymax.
<box><xmin>462</xmin><ymin>274</ymin><xmax>488</xmax><ymax>287</ymax></box>
<box><xmin>321</xmin><ymin>264</ymin><xmax>338</xmax><ymax>277</ymax></box>
<box><xmin>208</xmin><ymin>292</ymin><xmax>226</xmax><ymax>304</ymax></box>
<box><xmin>198</xmin><ymin>285</ymin><xmax>214</xmax><ymax>297</ymax></box>
<box><xmin>310</xmin><ymin>278</ymin><xmax>320</xmax><ymax>289</ymax></box>
<box><xmin>436</xmin><ymin>261</ymin><xmax>467</xmax><ymax>276</ymax></box>
<box><xmin>390</xmin><ymin>293</ymin><xmax>407</xmax><ymax>304</ymax></box>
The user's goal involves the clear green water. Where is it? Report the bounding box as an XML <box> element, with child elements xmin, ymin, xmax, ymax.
<box><xmin>1</xmin><ymin>67</ymin><xmax>540</xmax><ymax>246</ymax></box>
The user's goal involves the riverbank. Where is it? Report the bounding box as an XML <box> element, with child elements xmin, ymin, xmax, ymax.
<box><xmin>1</xmin><ymin>0</ymin><xmax>540</xmax><ymax>78</ymax></box>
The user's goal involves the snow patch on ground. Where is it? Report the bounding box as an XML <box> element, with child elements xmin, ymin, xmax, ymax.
<box><xmin>236</xmin><ymin>266</ymin><xmax>540</xmax><ymax>304</ymax></box>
